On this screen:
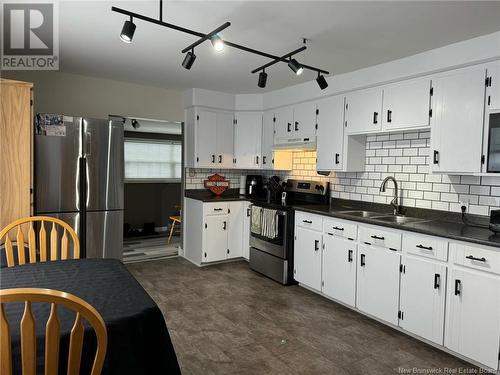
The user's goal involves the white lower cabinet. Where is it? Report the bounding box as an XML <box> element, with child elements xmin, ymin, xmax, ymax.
<box><xmin>322</xmin><ymin>234</ymin><xmax>357</xmax><ymax>306</ymax></box>
<box><xmin>204</xmin><ymin>215</ymin><xmax>229</xmax><ymax>262</ymax></box>
<box><xmin>445</xmin><ymin>267</ymin><xmax>500</xmax><ymax>370</ymax></box>
<box><xmin>227</xmin><ymin>201</ymin><xmax>244</xmax><ymax>259</ymax></box>
<box><xmin>399</xmin><ymin>255</ymin><xmax>447</xmax><ymax>345</ymax></box>
<box><xmin>241</xmin><ymin>202</ymin><xmax>251</xmax><ymax>260</ymax></box>
<box><xmin>356</xmin><ymin>244</ymin><xmax>401</xmax><ymax>325</ymax></box>
<box><xmin>294</xmin><ymin>226</ymin><xmax>322</xmax><ymax>291</ymax></box>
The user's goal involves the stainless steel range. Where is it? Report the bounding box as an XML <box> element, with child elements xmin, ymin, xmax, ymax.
<box><xmin>249</xmin><ymin>179</ymin><xmax>329</xmax><ymax>285</ymax></box>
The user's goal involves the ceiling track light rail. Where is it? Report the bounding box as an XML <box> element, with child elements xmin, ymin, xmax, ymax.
<box><xmin>112</xmin><ymin>0</ymin><xmax>330</xmax><ymax>88</ymax></box>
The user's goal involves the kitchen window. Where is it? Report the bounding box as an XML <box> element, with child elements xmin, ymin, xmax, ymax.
<box><xmin>124</xmin><ymin>139</ymin><xmax>182</xmax><ymax>182</ymax></box>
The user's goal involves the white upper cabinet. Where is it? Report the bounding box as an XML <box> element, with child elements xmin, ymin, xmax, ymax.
<box><xmin>382</xmin><ymin>78</ymin><xmax>432</xmax><ymax>130</ymax></box>
<box><xmin>430</xmin><ymin>66</ymin><xmax>487</xmax><ymax>174</ymax></box>
<box><xmin>293</xmin><ymin>101</ymin><xmax>318</xmax><ymax>140</ymax></box>
<box><xmin>345</xmin><ymin>87</ymin><xmax>383</xmax><ymax>134</ymax></box>
<box><xmin>261</xmin><ymin>111</ymin><xmax>292</xmax><ymax>170</ymax></box>
<box><xmin>234</xmin><ymin>112</ymin><xmax>262</xmax><ymax>169</ymax></box>
<box><xmin>196</xmin><ymin>109</ymin><xmax>218</xmax><ymax>167</ymax></box>
<box><xmin>216</xmin><ymin>111</ymin><xmax>235</xmax><ymax>169</ymax></box>
<box><xmin>274</xmin><ymin>106</ymin><xmax>294</xmax><ymax>144</ymax></box>
<box><xmin>316</xmin><ymin>96</ymin><xmax>345</xmax><ymax>171</ymax></box>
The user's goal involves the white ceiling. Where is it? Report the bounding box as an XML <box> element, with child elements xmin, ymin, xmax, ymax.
<box><xmin>59</xmin><ymin>1</ymin><xmax>500</xmax><ymax>93</ymax></box>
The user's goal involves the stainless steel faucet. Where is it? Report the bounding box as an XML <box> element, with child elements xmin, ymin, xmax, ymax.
<box><xmin>380</xmin><ymin>176</ymin><xmax>400</xmax><ymax>215</ymax></box>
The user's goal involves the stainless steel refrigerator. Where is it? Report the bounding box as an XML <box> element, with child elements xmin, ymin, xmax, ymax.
<box><xmin>34</xmin><ymin>114</ymin><xmax>124</xmax><ymax>259</ymax></box>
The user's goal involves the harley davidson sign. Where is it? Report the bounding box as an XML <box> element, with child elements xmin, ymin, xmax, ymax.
<box><xmin>204</xmin><ymin>173</ymin><xmax>230</xmax><ymax>196</ymax></box>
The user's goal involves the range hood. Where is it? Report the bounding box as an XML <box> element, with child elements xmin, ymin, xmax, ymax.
<box><xmin>272</xmin><ymin>136</ymin><xmax>317</xmax><ymax>151</ymax></box>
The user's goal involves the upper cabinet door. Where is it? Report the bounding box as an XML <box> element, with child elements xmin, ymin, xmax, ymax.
<box><xmin>486</xmin><ymin>62</ymin><xmax>500</xmax><ymax>110</ymax></box>
<box><xmin>215</xmin><ymin>112</ymin><xmax>234</xmax><ymax>169</ymax></box>
<box><xmin>196</xmin><ymin>110</ymin><xmax>218</xmax><ymax>167</ymax></box>
<box><xmin>234</xmin><ymin>112</ymin><xmax>262</xmax><ymax>169</ymax></box>
<box><xmin>316</xmin><ymin>96</ymin><xmax>345</xmax><ymax>171</ymax></box>
<box><xmin>261</xmin><ymin>111</ymin><xmax>275</xmax><ymax>169</ymax></box>
<box><xmin>345</xmin><ymin>87</ymin><xmax>383</xmax><ymax>134</ymax></box>
<box><xmin>274</xmin><ymin>106</ymin><xmax>294</xmax><ymax>144</ymax></box>
<box><xmin>293</xmin><ymin>101</ymin><xmax>317</xmax><ymax>139</ymax></box>
<box><xmin>430</xmin><ymin>66</ymin><xmax>486</xmax><ymax>174</ymax></box>
<box><xmin>382</xmin><ymin>78</ymin><xmax>431</xmax><ymax>130</ymax></box>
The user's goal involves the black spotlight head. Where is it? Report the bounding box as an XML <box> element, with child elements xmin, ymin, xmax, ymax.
<box><xmin>316</xmin><ymin>74</ymin><xmax>328</xmax><ymax>90</ymax></box>
<box><xmin>182</xmin><ymin>51</ymin><xmax>196</xmax><ymax>70</ymax></box>
<box><xmin>120</xmin><ymin>19</ymin><xmax>136</xmax><ymax>43</ymax></box>
<box><xmin>258</xmin><ymin>70</ymin><xmax>268</xmax><ymax>88</ymax></box>
<box><xmin>288</xmin><ymin>58</ymin><xmax>303</xmax><ymax>75</ymax></box>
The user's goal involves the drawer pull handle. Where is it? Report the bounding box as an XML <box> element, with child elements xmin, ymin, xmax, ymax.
<box><xmin>371</xmin><ymin>235</ymin><xmax>385</xmax><ymax>240</ymax></box>
<box><xmin>434</xmin><ymin>273</ymin><xmax>440</xmax><ymax>289</ymax></box>
<box><xmin>416</xmin><ymin>244</ymin><xmax>433</xmax><ymax>250</ymax></box>
<box><xmin>465</xmin><ymin>255</ymin><xmax>486</xmax><ymax>262</ymax></box>
<box><xmin>327</xmin><ymin>232</ymin><xmax>334</xmax><ymax>236</ymax></box>
<box><xmin>333</xmin><ymin>226</ymin><xmax>344</xmax><ymax>231</ymax></box>
<box><xmin>314</xmin><ymin>240</ymin><xmax>319</xmax><ymax>251</ymax></box>
<box><xmin>214</xmin><ymin>208</ymin><xmax>223</xmax><ymax>211</ymax></box>
<box><xmin>348</xmin><ymin>250</ymin><xmax>353</xmax><ymax>263</ymax></box>
<box><xmin>302</xmin><ymin>220</ymin><xmax>313</xmax><ymax>224</ymax></box>
<box><xmin>454</xmin><ymin>279</ymin><xmax>461</xmax><ymax>296</ymax></box>
<box><xmin>360</xmin><ymin>254</ymin><xmax>366</xmax><ymax>267</ymax></box>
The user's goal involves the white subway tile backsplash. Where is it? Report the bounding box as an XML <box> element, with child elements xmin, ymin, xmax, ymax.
<box><xmin>185</xmin><ymin>130</ymin><xmax>499</xmax><ymax>216</ymax></box>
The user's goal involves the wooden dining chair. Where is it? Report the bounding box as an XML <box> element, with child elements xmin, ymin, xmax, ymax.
<box><xmin>0</xmin><ymin>216</ymin><xmax>80</xmax><ymax>267</ymax></box>
<box><xmin>0</xmin><ymin>288</ymin><xmax>107</xmax><ymax>375</ymax></box>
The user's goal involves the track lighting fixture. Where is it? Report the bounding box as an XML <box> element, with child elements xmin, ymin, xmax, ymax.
<box><xmin>288</xmin><ymin>58</ymin><xmax>303</xmax><ymax>75</ymax></box>
<box><xmin>182</xmin><ymin>50</ymin><xmax>196</xmax><ymax>70</ymax></box>
<box><xmin>211</xmin><ymin>34</ymin><xmax>224</xmax><ymax>52</ymax></box>
<box><xmin>316</xmin><ymin>73</ymin><xmax>328</xmax><ymax>90</ymax></box>
<box><xmin>120</xmin><ymin>16</ymin><xmax>136</xmax><ymax>43</ymax></box>
<box><xmin>258</xmin><ymin>70</ymin><xmax>268</xmax><ymax>88</ymax></box>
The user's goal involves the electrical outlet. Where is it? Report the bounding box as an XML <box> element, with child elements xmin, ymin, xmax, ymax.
<box><xmin>459</xmin><ymin>200</ymin><xmax>469</xmax><ymax>212</ymax></box>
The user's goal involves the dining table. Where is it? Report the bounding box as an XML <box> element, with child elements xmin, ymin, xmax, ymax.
<box><xmin>0</xmin><ymin>258</ymin><xmax>181</xmax><ymax>375</ymax></box>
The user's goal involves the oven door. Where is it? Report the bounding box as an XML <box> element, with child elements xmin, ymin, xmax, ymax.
<box><xmin>249</xmin><ymin>207</ymin><xmax>287</xmax><ymax>259</ymax></box>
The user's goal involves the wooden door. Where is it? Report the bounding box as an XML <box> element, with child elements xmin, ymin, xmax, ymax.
<box><xmin>234</xmin><ymin>112</ymin><xmax>262</xmax><ymax>169</ymax></box>
<box><xmin>203</xmin><ymin>215</ymin><xmax>228</xmax><ymax>263</ymax></box>
<box><xmin>0</xmin><ymin>79</ymin><xmax>33</xmax><ymax>232</ymax></box>
<box><xmin>215</xmin><ymin>111</ymin><xmax>234</xmax><ymax>169</ymax></box>
<box><xmin>293</xmin><ymin>101</ymin><xmax>317</xmax><ymax>139</ymax></box>
<box><xmin>316</xmin><ymin>96</ymin><xmax>345</xmax><ymax>171</ymax></box>
<box><xmin>196</xmin><ymin>110</ymin><xmax>217</xmax><ymax>167</ymax></box>
<box><xmin>345</xmin><ymin>87</ymin><xmax>383</xmax><ymax>134</ymax></box>
<box><xmin>294</xmin><ymin>226</ymin><xmax>322</xmax><ymax>291</ymax></box>
<box><xmin>274</xmin><ymin>106</ymin><xmax>294</xmax><ymax>144</ymax></box>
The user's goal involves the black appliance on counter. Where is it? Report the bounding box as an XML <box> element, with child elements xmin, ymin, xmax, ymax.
<box><xmin>246</xmin><ymin>175</ymin><xmax>264</xmax><ymax>197</ymax></box>
<box><xmin>249</xmin><ymin>179</ymin><xmax>329</xmax><ymax>285</ymax></box>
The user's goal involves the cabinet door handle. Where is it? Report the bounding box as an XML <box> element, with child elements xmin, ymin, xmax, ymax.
<box><xmin>214</xmin><ymin>208</ymin><xmax>223</xmax><ymax>211</ymax></box>
<box><xmin>314</xmin><ymin>240</ymin><xmax>319</xmax><ymax>251</ymax></box>
<box><xmin>465</xmin><ymin>255</ymin><xmax>486</xmax><ymax>262</ymax></box>
<box><xmin>295</xmin><ymin>121</ymin><xmax>299</xmax><ymax>131</ymax></box>
<box><xmin>387</xmin><ymin>110</ymin><xmax>392</xmax><ymax>123</ymax></box>
<box><xmin>262</xmin><ymin>156</ymin><xmax>267</xmax><ymax>165</ymax></box>
<box><xmin>218</xmin><ymin>155</ymin><xmax>222</xmax><ymax>163</ymax></box>
<box><xmin>335</xmin><ymin>153</ymin><xmax>340</xmax><ymax>164</ymax></box>
<box><xmin>287</xmin><ymin>123</ymin><xmax>291</xmax><ymax>132</ymax></box>
<box><xmin>373</xmin><ymin>112</ymin><xmax>378</xmax><ymax>124</ymax></box>
<box><xmin>454</xmin><ymin>279</ymin><xmax>461</xmax><ymax>296</ymax></box>
<box><xmin>348</xmin><ymin>250</ymin><xmax>353</xmax><ymax>263</ymax></box>
<box><xmin>223</xmin><ymin>221</ymin><xmax>227</xmax><ymax>230</ymax></box>
<box><xmin>360</xmin><ymin>254</ymin><xmax>366</xmax><ymax>267</ymax></box>
<box><xmin>302</xmin><ymin>220</ymin><xmax>312</xmax><ymax>224</ymax></box>
<box><xmin>333</xmin><ymin>226</ymin><xmax>344</xmax><ymax>231</ymax></box>
<box><xmin>434</xmin><ymin>273</ymin><xmax>440</xmax><ymax>289</ymax></box>
<box><xmin>212</xmin><ymin>154</ymin><xmax>215</xmax><ymax>163</ymax></box>
<box><xmin>371</xmin><ymin>235</ymin><xmax>385</xmax><ymax>240</ymax></box>
<box><xmin>416</xmin><ymin>244</ymin><xmax>433</xmax><ymax>251</ymax></box>
<box><xmin>433</xmin><ymin>150</ymin><xmax>439</xmax><ymax>165</ymax></box>
<box><xmin>256</xmin><ymin>156</ymin><xmax>259</xmax><ymax>165</ymax></box>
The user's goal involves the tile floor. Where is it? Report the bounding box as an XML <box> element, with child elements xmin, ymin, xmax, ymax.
<box><xmin>127</xmin><ymin>258</ymin><xmax>477</xmax><ymax>375</ymax></box>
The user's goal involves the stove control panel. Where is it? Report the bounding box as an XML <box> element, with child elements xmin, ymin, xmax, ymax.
<box><xmin>285</xmin><ymin>179</ymin><xmax>329</xmax><ymax>196</ymax></box>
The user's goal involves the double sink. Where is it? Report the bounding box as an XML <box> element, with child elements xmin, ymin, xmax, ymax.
<box><xmin>337</xmin><ymin>210</ymin><xmax>426</xmax><ymax>225</ymax></box>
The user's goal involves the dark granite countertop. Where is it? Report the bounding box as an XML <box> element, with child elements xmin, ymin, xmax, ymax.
<box><xmin>185</xmin><ymin>190</ymin><xmax>500</xmax><ymax>248</ymax></box>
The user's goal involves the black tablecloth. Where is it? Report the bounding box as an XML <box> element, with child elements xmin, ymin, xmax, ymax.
<box><xmin>0</xmin><ymin>259</ymin><xmax>181</xmax><ymax>375</ymax></box>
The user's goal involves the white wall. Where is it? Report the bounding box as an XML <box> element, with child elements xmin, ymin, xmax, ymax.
<box><xmin>1</xmin><ymin>70</ymin><xmax>183</xmax><ymax>121</ymax></box>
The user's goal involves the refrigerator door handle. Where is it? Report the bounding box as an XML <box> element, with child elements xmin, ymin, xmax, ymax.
<box><xmin>85</xmin><ymin>131</ymin><xmax>92</xmax><ymax>156</ymax></box>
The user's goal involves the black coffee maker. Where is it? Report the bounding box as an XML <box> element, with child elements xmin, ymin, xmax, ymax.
<box><xmin>245</xmin><ymin>175</ymin><xmax>264</xmax><ymax>197</ymax></box>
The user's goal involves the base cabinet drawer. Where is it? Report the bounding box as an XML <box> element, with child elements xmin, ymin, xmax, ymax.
<box><xmin>450</xmin><ymin>242</ymin><xmax>500</xmax><ymax>275</ymax></box>
<box><xmin>400</xmin><ymin>255</ymin><xmax>446</xmax><ymax>345</ymax></box>
<box><xmin>323</xmin><ymin>217</ymin><xmax>357</xmax><ymax>240</ymax></box>
<box><xmin>403</xmin><ymin>233</ymin><xmax>448</xmax><ymax>261</ymax></box>
<box><xmin>359</xmin><ymin>225</ymin><xmax>401</xmax><ymax>251</ymax></box>
<box><xmin>203</xmin><ymin>202</ymin><xmax>229</xmax><ymax>216</ymax></box>
<box><xmin>295</xmin><ymin>211</ymin><xmax>323</xmax><ymax>232</ymax></box>
<box><xmin>445</xmin><ymin>268</ymin><xmax>500</xmax><ymax>370</ymax></box>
